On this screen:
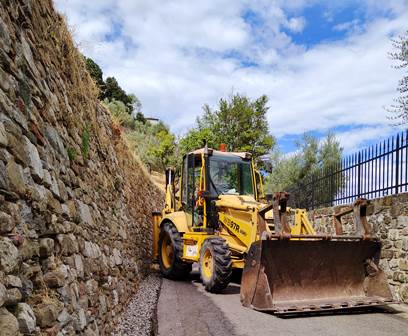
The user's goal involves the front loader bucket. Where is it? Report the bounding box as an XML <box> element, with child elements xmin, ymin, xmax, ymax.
<box><xmin>240</xmin><ymin>238</ymin><xmax>393</xmax><ymax>314</ymax></box>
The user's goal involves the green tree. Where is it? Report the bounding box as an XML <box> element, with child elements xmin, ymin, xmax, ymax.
<box><xmin>82</xmin><ymin>56</ymin><xmax>178</xmax><ymax>173</ymax></box>
<box><xmin>296</xmin><ymin>134</ymin><xmax>319</xmax><ymax>180</ymax></box>
<box><xmin>389</xmin><ymin>31</ymin><xmax>408</xmax><ymax>124</ymax></box>
<box><xmin>84</xmin><ymin>57</ymin><xmax>105</xmax><ymax>98</ymax></box>
<box><xmin>135</xmin><ymin>112</ymin><xmax>146</xmax><ymax>123</ymax></box>
<box><xmin>103</xmin><ymin>77</ymin><xmax>134</xmax><ymax>113</ymax></box>
<box><xmin>178</xmin><ymin>127</ymin><xmax>217</xmax><ymax>155</ymax></box>
<box><xmin>148</xmin><ymin>129</ymin><xmax>177</xmax><ymax>170</ymax></box>
<box><xmin>266</xmin><ymin>132</ymin><xmax>343</xmax><ymax>205</ymax></box>
<box><xmin>83</xmin><ymin>56</ymin><xmax>143</xmax><ymax>115</ymax></box>
<box><xmin>180</xmin><ymin>93</ymin><xmax>275</xmax><ymax>159</ymax></box>
<box><xmin>265</xmin><ymin>151</ymin><xmax>301</xmax><ymax>193</ymax></box>
<box><xmin>319</xmin><ymin>133</ymin><xmax>342</xmax><ymax>172</ymax></box>
<box><xmin>102</xmin><ymin>99</ymin><xmax>134</xmax><ymax>128</ymax></box>
<box><xmin>104</xmin><ymin>77</ymin><xmax>127</xmax><ymax>103</ymax></box>
<box><xmin>127</xmin><ymin>121</ymin><xmax>177</xmax><ymax>172</ymax></box>
<box><xmin>128</xmin><ymin>93</ymin><xmax>143</xmax><ymax>116</ymax></box>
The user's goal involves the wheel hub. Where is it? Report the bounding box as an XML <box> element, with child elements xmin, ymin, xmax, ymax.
<box><xmin>202</xmin><ymin>249</ymin><xmax>213</xmax><ymax>280</ymax></box>
<box><xmin>161</xmin><ymin>235</ymin><xmax>174</xmax><ymax>269</ymax></box>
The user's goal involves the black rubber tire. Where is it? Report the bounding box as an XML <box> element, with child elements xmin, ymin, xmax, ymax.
<box><xmin>158</xmin><ymin>222</ymin><xmax>192</xmax><ymax>279</ymax></box>
<box><xmin>199</xmin><ymin>237</ymin><xmax>232</xmax><ymax>293</ymax></box>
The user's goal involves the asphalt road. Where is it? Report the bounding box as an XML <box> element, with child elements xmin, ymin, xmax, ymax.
<box><xmin>157</xmin><ymin>272</ymin><xmax>408</xmax><ymax>336</ymax></box>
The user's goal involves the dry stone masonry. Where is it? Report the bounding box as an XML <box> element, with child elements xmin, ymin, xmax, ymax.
<box><xmin>311</xmin><ymin>194</ymin><xmax>408</xmax><ymax>304</ymax></box>
<box><xmin>0</xmin><ymin>0</ymin><xmax>163</xmax><ymax>334</ymax></box>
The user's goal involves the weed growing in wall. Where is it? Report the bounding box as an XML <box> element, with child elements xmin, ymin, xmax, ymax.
<box><xmin>67</xmin><ymin>147</ymin><xmax>77</xmax><ymax>161</ymax></box>
<box><xmin>81</xmin><ymin>124</ymin><xmax>91</xmax><ymax>160</ymax></box>
<box><xmin>19</xmin><ymin>80</ymin><xmax>31</xmax><ymax>106</ymax></box>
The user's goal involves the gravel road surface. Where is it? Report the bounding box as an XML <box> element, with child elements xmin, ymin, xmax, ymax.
<box><xmin>158</xmin><ymin>271</ymin><xmax>408</xmax><ymax>336</ymax></box>
<box><xmin>157</xmin><ymin>277</ymin><xmax>235</xmax><ymax>336</ymax></box>
<box><xmin>113</xmin><ymin>274</ymin><xmax>161</xmax><ymax>335</ymax></box>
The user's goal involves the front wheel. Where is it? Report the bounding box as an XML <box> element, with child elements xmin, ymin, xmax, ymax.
<box><xmin>158</xmin><ymin>222</ymin><xmax>191</xmax><ymax>279</ymax></box>
<box><xmin>199</xmin><ymin>237</ymin><xmax>232</xmax><ymax>293</ymax></box>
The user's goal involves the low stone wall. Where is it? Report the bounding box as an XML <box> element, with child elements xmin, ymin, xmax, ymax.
<box><xmin>310</xmin><ymin>194</ymin><xmax>408</xmax><ymax>304</ymax></box>
<box><xmin>0</xmin><ymin>1</ymin><xmax>163</xmax><ymax>335</ymax></box>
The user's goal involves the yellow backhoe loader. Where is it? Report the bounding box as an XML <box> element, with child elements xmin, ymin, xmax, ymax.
<box><xmin>152</xmin><ymin>146</ymin><xmax>393</xmax><ymax>314</ymax></box>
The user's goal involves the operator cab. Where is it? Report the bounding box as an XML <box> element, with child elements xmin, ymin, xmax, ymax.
<box><xmin>179</xmin><ymin>147</ymin><xmax>257</xmax><ymax>230</ymax></box>
<box><xmin>208</xmin><ymin>154</ymin><xmax>254</xmax><ymax>197</ymax></box>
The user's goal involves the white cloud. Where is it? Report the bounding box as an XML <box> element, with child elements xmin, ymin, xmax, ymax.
<box><xmin>333</xmin><ymin>19</ymin><xmax>362</xmax><ymax>33</ymax></box>
<box><xmin>335</xmin><ymin>126</ymin><xmax>399</xmax><ymax>154</ymax></box>
<box><xmin>266</xmin><ymin>15</ymin><xmax>407</xmax><ymax>138</ymax></box>
<box><xmin>286</xmin><ymin>16</ymin><xmax>306</xmax><ymax>33</ymax></box>
<box><xmin>54</xmin><ymin>0</ymin><xmax>408</xmax><ymax>153</ymax></box>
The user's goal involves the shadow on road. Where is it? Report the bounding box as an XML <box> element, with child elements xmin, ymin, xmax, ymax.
<box><xmin>184</xmin><ymin>267</ymin><xmax>405</xmax><ymax>322</ymax></box>
<box><xmin>189</xmin><ymin>268</ymin><xmax>241</xmax><ymax>295</ymax></box>
<box><xmin>276</xmin><ymin>306</ymin><xmax>399</xmax><ymax>319</ymax></box>
<box><xmin>188</xmin><ymin>270</ymin><xmax>401</xmax><ymax>320</ymax></box>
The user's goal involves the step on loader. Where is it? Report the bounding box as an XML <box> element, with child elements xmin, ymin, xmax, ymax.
<box><xmin>152</xmin><ymin>146</ymin><xmax>394</xmax><ymax>314</ymax></box>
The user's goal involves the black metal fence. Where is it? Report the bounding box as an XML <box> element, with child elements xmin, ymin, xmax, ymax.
<box><xmin>288</xmin><ymin>130</ymin><xmax>408</xmax><ymax>210</ymax></box>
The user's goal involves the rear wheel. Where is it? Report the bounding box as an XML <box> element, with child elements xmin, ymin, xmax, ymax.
<box><xmin>158</xmin><ymin>222</ymin><xmax>192</xmax><ymax>279</ymax></box>
<box><xmin>199</xmin><ymin>237</ymin><xmax>232</xmax><ymax>293</ymax></box>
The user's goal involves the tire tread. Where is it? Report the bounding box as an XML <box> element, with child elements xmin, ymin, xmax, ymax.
<box><xmin>159</xmin><ymin>222</ymin><xmax>191</xmax><ymax>279</ymax></box>
<box><xmin>200</xmin><ymin>237</ymin><xmax>232</xmax><ymax>293</ymax></box>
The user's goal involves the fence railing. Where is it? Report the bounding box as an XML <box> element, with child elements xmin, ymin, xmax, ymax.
<box><xmin>287</xmin><ymin>130</ymin><xmax>408</xmax><ymax>210</ymax></box>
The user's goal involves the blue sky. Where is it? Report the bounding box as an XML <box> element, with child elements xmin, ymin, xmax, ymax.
<box><xmin>55</xmin><ymin>0</ymin><xmax>408</xmax><ymax>154</ymax></box>
<box><xmin>289</xmin><ymin>4</ymin><xmax>358</xmax><ymax>45</ymax></box>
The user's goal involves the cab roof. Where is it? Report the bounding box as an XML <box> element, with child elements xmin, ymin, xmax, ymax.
<box><xmin>189</xmin><ymin>148</ymin><xmax>252</xmax><ymax>160</ymax></box>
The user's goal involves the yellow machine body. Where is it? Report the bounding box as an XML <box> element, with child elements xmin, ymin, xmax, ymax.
<box><xmin>152</xmin><ymin>147</ymin><xmax>394</xmax><ymax>314</ymax></box>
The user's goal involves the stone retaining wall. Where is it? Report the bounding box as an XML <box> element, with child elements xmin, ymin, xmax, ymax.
<box><xmin>0</xmin><ymin>1</ymin><xmax>163</xmax><ymax>334</ymax></box>
<box><xmin>310</xmin><ymin>194</ymin><xmax>408</xmax><ymax>304</ymax></box>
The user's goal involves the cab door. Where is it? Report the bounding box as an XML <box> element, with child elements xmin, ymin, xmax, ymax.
<box><xmin>181</xmin><ymin>153</ymin><xmax>196</xmax><ymax>228</ymax></box>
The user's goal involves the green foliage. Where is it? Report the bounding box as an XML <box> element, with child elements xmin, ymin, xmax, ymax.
<box><xmin>102</xmin><ymin>94</ymin><xmax>176</xmax><ymax>172</ymax></box>
<box><xmin>81</xmin><ymin>124</ymin><xmax>91</xmax><ymax>160</ymax></box>
<box><xmin>179</xmin><ymin>93</ymin><xmax>275</xmax><ymax>159</ymax></box>
<box><xmin>296</xmin><ymin>134</ymin><xmax>319</xmax><ymax>180</ymax></box>
<box><xmin>135</xmin><ymin>112</ymin><xmax>146</xmax><ymax>124</ymax></box>
<box><xmin>82</xmin><ymin>55</ymin><xmax>176</xmax><ymax>172</ymax></box>
<box><xmin>127</xmin><ymin>121</ymin><xmax>177</xmax><ymax>172</ymax></box>
<box><xmin>318</xmin><ymin>133</ymin><xmax>342</xmax><ymax>172</ymax></box>
<box><xmin>178</xmin><ymin>127</ymin><xmax>216</xmax><ymax>156</ymax></box>
<box><xmin>266</xmin><ymin>132</ymin><xmax>342</xmax><ymax>194</ymax></box>
<box><xmin>18</xmin><ymin>78</ymin><xmax>31</xmax><ymax>108</ymax></box>
<box><xmin>102</xmin><ymin>99</ymin><xmax>134</xmax><ymax>128</ymax></box>
<box><xmin>128</xmin><ymin>94</ymin><xmax>143</xmax><ymax>114</ymax></box>
<box><xmin>72</xmin><ymin>214</ymin><xmax>81</xmax><ymax>224</ymax></box>
<box><xmin>67</xmin><ymin>147</ymin><xmax>77</xmax><ymax>161</ymax></box>
<box><xmin>103</xmin><ymin>77</ymin><xmax>135</xmax><ymax>113</ymax></box>
<box><xmin>265</xmin><ymin>151</ymin><xmax>302</xmax><ymax>193</ymax></box>
<box><xmin>85</xmin><ymin>57</ymin><xmax>105</xmax><ymax>97</ymax></box>
<box><xmin>389</xmin><ymin>31</ymin><xmax>408</xmax><ymax>124</ymax></box>
<box><xmin>103</xmin><ymin>76</ymin><xmax>127</xmax><ymax>103</ymax></box>
<box><xmin>149</xmin><ymin>129</ymin><xmax>177</xmax><ymax>169</ymax></box>
<box><xmin>83</xmin><ymin>56</ymin><xmax>140</xmax><ymax>114</ymax></box>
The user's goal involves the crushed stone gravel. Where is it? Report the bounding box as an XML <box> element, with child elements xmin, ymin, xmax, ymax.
<box><xmin>112</xmin><ymin>273</ymin><xmax>162</xmax><ymax>336</ymax></box>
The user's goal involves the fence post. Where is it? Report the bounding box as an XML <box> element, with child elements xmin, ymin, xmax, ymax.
<box><xmin>395</xmin><ymin>133</ymin><xmax>400</xmax><ymax>194</ymax></box>
<box><xmin>329</xmin><ymin>166</ymin><xmax>333</xmax><ymax>206</ymax></box>
<box><xmin>357</xmin><ymin>151</ymin><xmax>361</xmax><ymax>198</ymax></box>
<box><xmin>311</xmin><ymin>174</ymin><xmax>316</xmax><ymax>209</ymax></box>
